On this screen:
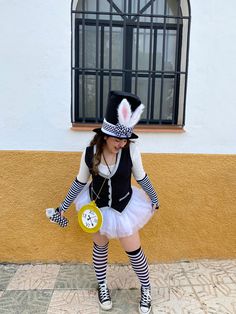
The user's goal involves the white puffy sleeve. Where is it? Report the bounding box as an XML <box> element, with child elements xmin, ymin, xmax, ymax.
<box><xmin>130</xmin><ymin>142</ymin><xmax>159</xmax><ymax>208</ymax></box>
<box><xmin>76</xmin><ymin>149</ymin><xmax>91</xmax><ymax>183</ymax></box>
<box><xmin>130</xmin><ymin>142</ymin><xmax>146</xmax><ymax>181</ymax></box>
<box><xmin>58</xmin><ymin>149</ymin><xmax>91</xmax><ymax>213</ymax></box>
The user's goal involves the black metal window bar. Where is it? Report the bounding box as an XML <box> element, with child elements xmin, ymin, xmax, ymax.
<box><xmin>71</xmin><ymin>0</ymin><xmax>191</xmax><ymax>127</ymax></box>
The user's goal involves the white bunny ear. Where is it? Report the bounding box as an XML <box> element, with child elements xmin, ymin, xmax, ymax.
<box><xmin>117</xmin><ymin>99</ymin><xmax>132</xmax><ymax>126</ymax></box>
<box><xmin>129</xmin><ymin>104</ymin><xmax>145</xmax><ymax>127</ymax></box>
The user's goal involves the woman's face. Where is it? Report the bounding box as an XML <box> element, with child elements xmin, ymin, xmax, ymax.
<box><xmin>104</xmin><ymin>136</ymin><xmax>128</xmax><ymax>154</ymax></box>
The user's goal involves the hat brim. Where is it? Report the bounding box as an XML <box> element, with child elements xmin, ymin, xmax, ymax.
<box><xmin>93</xmin><ymin>128</ymin><xmax>138</xmax><ymax>139</ymax></box>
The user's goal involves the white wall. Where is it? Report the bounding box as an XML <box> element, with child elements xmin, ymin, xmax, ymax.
<box><xmin>0</xmin><ymin>0</ymin><xmax>236</xmax><ymax>153</ymax></box>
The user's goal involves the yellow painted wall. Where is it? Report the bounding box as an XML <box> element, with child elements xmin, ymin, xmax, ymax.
<box><xmin>0</xmin><ymin>151</ymin><xmax>236</xmax><ymax>263</ymax></box>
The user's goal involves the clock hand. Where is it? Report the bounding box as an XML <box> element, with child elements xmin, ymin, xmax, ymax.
<box><xmin>90</xmin><ymin>216</ymin><xmax>97</xmax><ymax>220</ymax></box>
<box><xmin>88</xmin><ymin>215</ymin><xmax>96</xmax><ymax>220</ymax></box>
<box><xmin>87</xmin><ymin>216</ymin><xmax>94</xmax><ymax>227</ymax></box>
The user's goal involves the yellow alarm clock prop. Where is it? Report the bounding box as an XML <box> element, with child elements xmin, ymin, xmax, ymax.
<box><xmin>78</xmin><ymin>201</ymin><xmax>103</xmax><ymax>233</ymax></box>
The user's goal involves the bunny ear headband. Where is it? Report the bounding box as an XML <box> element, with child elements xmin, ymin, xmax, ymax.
<box><xmin>101</xmin><ymin>98</ymin><xmax>145</xmax><ymax>139</ymax></box>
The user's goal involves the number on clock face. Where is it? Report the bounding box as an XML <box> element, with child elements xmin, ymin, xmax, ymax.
<box><xmin>82</xmin><ymin>209</ymin><xmax>99</xmax><ymax>229</ymax></box>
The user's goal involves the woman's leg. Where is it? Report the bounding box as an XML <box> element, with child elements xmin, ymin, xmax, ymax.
<box><xmin>119</xmin><ymin>232</ymin><xmax>152</xmax><ymax>314</ymax></box>
<box><xmin>93</xmin><ymin>232</ymin><xmax>109</xmax><ymax>247</ymax></box>
<box><xmin>119</xmin><ymin>232</ymin><xmax>150</xmax><ymax>287</ymax></box>
<box><xmin>119</xmin><ymin>231</ymin><xmax>141</xmax><ymax>252</ymax></box>
<box><xmin>92</xmin><ymin>232</ymin><xmax>109</xmax><ymax>283</ymax></box>
<box><xmin>92</xmin><ymin>232</ymin><xmax>112</xmax><ymax>311</ymax></box>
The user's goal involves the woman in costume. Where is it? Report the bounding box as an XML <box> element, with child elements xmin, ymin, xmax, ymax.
<box><xmin>49</xmin><ymin>90</ymin><xmax>159</xmax><ymax>314</ymax></box>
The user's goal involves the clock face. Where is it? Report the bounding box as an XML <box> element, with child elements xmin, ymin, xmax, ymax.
<box><xmin>82</xmin><ymin>209</ymin><xmax>99</xmax><ymax>229</ymax></box>
<box><xmin>78</xmin><ymin>201</ymin><xmax>103</xmax><ymax>233</ymax></box>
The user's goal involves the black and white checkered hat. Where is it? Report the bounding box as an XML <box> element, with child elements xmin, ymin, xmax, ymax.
<box><xmin>93</xmin><ymin>90</ymin><xmax>144</xmax><ymax>139</ymax></box>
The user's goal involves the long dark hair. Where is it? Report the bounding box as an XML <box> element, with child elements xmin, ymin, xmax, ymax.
<box><xmin>89</xmin><ymin>132</ymin><xmax>131</xmax><ymax>175</ymax></box>
<box><xmin>89</xmin><ymin>133</ymin><xmax>106</xmax><ymax>175</ymax></box>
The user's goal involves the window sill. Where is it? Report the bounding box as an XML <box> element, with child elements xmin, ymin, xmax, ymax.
<box><xmin>71</xmin><ymin>123</ymin><xmax>185</xmax><ymax>133</ymax></box>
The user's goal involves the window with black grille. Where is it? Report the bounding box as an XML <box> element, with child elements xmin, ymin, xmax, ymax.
<box><xmin>71</xmin><ymin>0</ymin><xmax>191</xmax><ymax>127</ymax></box>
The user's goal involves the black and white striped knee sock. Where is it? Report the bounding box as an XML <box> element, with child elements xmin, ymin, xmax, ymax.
<box><xmin>126</xmin><ymin>247</ymin><xmax>150</xmax><ymax>288</ymax></box>
<box><xmin>93</xmin><ymin>242</ymin><xmax>109</xmax><ymax>284</ymax></box>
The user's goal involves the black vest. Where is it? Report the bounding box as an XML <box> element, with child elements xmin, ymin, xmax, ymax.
<box><xmin>85</xmin><ymin>146</ymin><xmax>133</xmax><ymax>213</ymax></box>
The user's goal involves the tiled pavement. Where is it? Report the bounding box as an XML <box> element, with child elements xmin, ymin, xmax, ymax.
<box><xmin>0</xmin><ymin>259</ymin><xmax>236</xmax><ymax>314</ymax></box>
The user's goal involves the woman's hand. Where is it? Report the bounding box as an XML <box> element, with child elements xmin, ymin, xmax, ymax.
<box><xmin>56</xmin><ymin>207</ymin><xmax>64</xmax><ymax>217</ymax></box>
<box><xmin>152</xmin><ymin>203</ymin><xmax>159</xmax><ymax>212</ymax></box>
<box><xmin>48</xmin><ymin>208</ymin><xmax>69</xmax><ymax>228</ymax></box>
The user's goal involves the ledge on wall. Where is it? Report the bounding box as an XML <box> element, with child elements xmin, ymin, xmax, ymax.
<box><xmin>71</xmin><ymin>124</ymin><xmax>185</xmax><ymax>133</ymax></box>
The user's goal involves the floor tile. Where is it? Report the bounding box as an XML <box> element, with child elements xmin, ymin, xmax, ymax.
<box><xmin>7</xmin><ymin>264</ymin><xmax>60</xmax><ymax>290</ymax></box>
<box><xmin>227</xmin><ymin>272</ymin><xmax>236</xmax><ymax>284</ymax></box>
<box><xmin>194</xmin><ymin>283</ymin><xmax>236</xmax><ymax>314</ymax></box>
<box><xmin>149</xmin><ymin>263</ymin><xmax>188</xmax><ymax>288</ymax></box>
<box><xmin>107</xmin><ymin>264</ymin><xmax>139</xmax><ymax>289</ymax></box>
<box><xmin>152</xmin><ymin>286</ymin><xmax>205</xmax><ymax>314</ymax></box>
<box><xmin>182</xmin><ymin>260</ymin><xmax>236</xmax><ymax>273</ymax></box>
<box><xmin>182</xmin><ymin>261</ymin><xmax>234</xmax><ymax>286</ymax></box>
<box><xmin>223</xmin><ymin>260</ymin><xmax>236</xmax><ymax>284</ymax></box>
<box><xmin>47</xmin><ymin>290</ymin><xmax>99</xmax><ymax>314</ymax></box>
<box><xmin>226</xmin><ymin>260</ymin><xmax>236</xmax><ymax>268</ymax></box>
<box><xmin>202</xmin><ymin>260</ymin><xmax>236</xmax><ymax>273</ymax></box>
<box><xmin>0</xmin><ymin>264</ymin><xmax>18</xmax><ymax>290</ymax></box>
<box><xmin>0</xmin><ymin>290</ymin><xmax>52</xmax><ymax>314</ymax></box>
<box><xmin>54</xmin><ymin>264</ymin><xmax>97</xmax><ymax>289</ymax></box>
<box><xmin>0</xmin><ymin>260</ymin><xmax>235</xmax><ymax>314</ymax></box>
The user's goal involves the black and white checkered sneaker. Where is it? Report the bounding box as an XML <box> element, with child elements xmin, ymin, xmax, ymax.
<box><xmin>46</xmin><ymin>208</ymin><xmax>68</xmax><ymax>228</ymax></box>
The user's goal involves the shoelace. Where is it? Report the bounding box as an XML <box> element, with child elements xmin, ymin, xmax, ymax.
<box><xmin>98</xmin><ymin>282</ymin><xmax>111</xmax><ymax>302</ymax></box>
<box><xmin>140</xmin><ymin>287</ymin><xmax>152</xmax><ymax>307</ymax></box>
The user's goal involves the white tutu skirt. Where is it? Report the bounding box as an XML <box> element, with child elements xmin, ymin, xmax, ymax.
<box><xmin>74</xmin><ymin>184</ymin><xmax>154</xmax><ymax>239</ymax></box>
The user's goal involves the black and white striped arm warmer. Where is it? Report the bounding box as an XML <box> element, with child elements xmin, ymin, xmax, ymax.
<box><xmin>59</xmin><ymin>178</ymin><xmax>86</xmax><ymax>212</ymax></box>
<box><xmin>137</xmin><ymin>174</ymin><xmax>159</xmax><ymax>208</ymax></box>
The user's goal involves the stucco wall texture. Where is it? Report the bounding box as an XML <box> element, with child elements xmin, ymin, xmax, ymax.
<box><xmin>0</xmin><ymin>151</ymin><xmax>235</xmax><ymax>264</ymax></box>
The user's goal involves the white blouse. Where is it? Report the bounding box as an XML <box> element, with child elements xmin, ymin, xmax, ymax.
<box><xmin>76</xmin><ymin>142</ymin><xmax>145</xmax><ymax>183</ymax></box>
